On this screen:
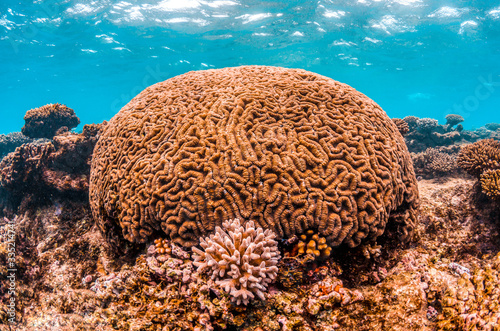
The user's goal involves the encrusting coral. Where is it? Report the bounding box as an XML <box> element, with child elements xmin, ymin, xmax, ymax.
<box><xmin>480</xmin><ymin>169</ymin><xmax>500</xmax><ymax>199</ymax></box>
<box><xmin>457</xmin><ymin>139</ymin><xmax>500</xmax><ymax>177</ymax></box>
<box><xmin>192</xmin><ymin>218</ymin><xmax>280</xmax><ymax>305</ymax></box>
<box><xmin>90</xmin><ymin>65</ymin><xmax>419</xmax><ymax>249</ymax></box>
<box><xmin>21</xmin><ymin>103</ymin><xmax>80</xmax><ymax>139</ymax></box>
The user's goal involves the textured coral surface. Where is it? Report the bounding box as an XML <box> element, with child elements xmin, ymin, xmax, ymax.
<box><xmin>480</xmin><ymin>169</ymin><xmax>500</xmax><ymax>199</ymax></box>
<box><xmin>2</xmin><ymin>175</ymin><xmax>499</xmax><ymax>331</ymax></box>
<box><xmin>90</xmin><ymin>65</ymin><xmax>419</xmax><ymax>248</ymax></box>
<box><xmin>21</xmin><ymin>103</ymin><xmax>80</xmax><ymax>139</ymax></box>
<box><xmin>457</xmin><ymin>139</ymin><xmax>500</xmax><ymax>177</ymax></box>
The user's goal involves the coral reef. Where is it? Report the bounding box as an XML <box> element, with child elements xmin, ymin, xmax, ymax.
<box><xmin>402</xmin><ymin>114</ymin><xmax>500</xmax><ymax>154</ymax></box>
<box><xmin>0</xmin><ymin>132</ymin><xmax>34</xmax><ymax>160</ymax></box>
<box><xmin>457</xmin><ymin>139</ymin><xmax>500</xmax><ymax>177</ymax></box>
<box><xmin>480</xmin><ymin>169</ymin><xmax>500</xmax><ymax>199</ymax></box>
<box><xmin>444</xmin><ymin>114</ymin><xmax>464</xmax><ymax>127</ymax></box>
<box><xmin>90</xmin><ymin>65</ymin><xmax>419</xmax><ymax>250</ymax></box>
<box><xmin>411</xmin><ymin>147</ymin><xmax>461</xmax><ymax>179</ymax></box>
<box><xmin>485</xmin><ymin>123</ymin><xmax>500</xmax><ymax>131</ymax></box>
<box><xmin>192</xmin><ymin>218</ymin><xmax>280</xmax><ymax>305</ymax></box>
<box><xmin>392</xmin><ymin>118</ymin><xmax>410</xmax><ymax>135</ymax></box>
<box><xmin>2</xmin><ymin>171</ymin><xmax>500</xmax><ymax>330</ymax></box>
<box><xmin>21</xmin><ymin>103</ymin><xmax>80</xmax><ymax>139</ymax></box>
<box><xmin>0</xmin><ymin>123</ymin><xmax>103</xmax><ymax>206</ymax></box>
<box><xmin>417</xmin><ymin>118</ymin><xmax>439</xmax><ymax>132</ymax></box>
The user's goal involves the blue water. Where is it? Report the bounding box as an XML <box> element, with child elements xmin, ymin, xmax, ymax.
<box><xmin>1</xmin><ymin>0</ymin><xmax>500</xmax><ymax>135</ymax></box>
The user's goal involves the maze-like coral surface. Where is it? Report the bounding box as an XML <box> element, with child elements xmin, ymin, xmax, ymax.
<box><xmin>89</xmin><ymin>66</ymin><xmax>419</xmax><ymax>247</ymax></box>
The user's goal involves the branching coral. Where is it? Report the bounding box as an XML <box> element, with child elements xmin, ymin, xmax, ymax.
<box><xmin>416</xmin><ymin>118</ymin><xmax>439</xmax><ymax>132</ymax></box>
<box><xmin>22</xmin><ymin>103</ymin><xmax>80</xmax><ymax>139</ymax></box>
<box><xmin>480</xmin><ymin>169</ymin><xmax>500</xmax><ymax>199</ymax></box>
<box><xmin>90</xmin><ymin>65</ymin><xmax>419</xmax><ymax>249</ymax></box>
<box><xmin>392</xmin><ymin>118</ymin><xmax>410</xmax><ymax>136</ymax></box>
<box><xmin>192</xmin><ymin>218</ymin><xmax>280</xmax><ymax>305</ymax></box>
<box><xmin>457</xmin><ymin>139</ymin><xmax>500</xmax><ymax>177</ymax></box>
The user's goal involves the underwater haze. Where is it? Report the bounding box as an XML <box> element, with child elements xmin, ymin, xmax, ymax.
<box><xmin>1</xmin><ymin>0</ymin><xmax>500</xmax><ymax>134</ymax></box>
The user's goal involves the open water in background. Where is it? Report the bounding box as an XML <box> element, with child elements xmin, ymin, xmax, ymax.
<box><xmin>1</xmin><ymin>0</ymin><xmax>500</xmax><ymax>134</ymax></box>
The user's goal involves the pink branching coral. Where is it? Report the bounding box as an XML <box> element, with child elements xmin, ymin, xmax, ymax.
<box><xmin>192</xmin><ymin>218</ymin><xmax>280</xmax><ymax>305</ymax></box>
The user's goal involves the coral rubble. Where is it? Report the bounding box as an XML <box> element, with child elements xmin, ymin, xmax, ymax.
<box><xmin>90</xmin><ymin>65</ymin><xmax>419</xmax><ymax>250</ymax></box>
<box><xmin>21</xmin><ymin>103</ymin><xmax>80</xmax><ymax>139</ymax></box>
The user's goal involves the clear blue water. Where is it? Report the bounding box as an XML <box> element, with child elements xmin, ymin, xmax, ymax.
<box><xmin>1</xmin><ymin>0</ymin><xmax>500</xmax><ymax>135</ymax></box>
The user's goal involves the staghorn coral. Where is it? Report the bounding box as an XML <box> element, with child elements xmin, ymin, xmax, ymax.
<box><xmin>192</xmin><ymin>218</ymin><xmax>280</xmax><ymax>305</ymax></box>
<box><xmin>22</xmin><ymin>103</ymin><xmax>80</xmax><ymax>139</ymax></box>
<box><xmin>392</xmin><ymin>118</ymin><xmax>410</xmax><ymax>136</ymax></box>
<box><xmin>480</xmin><ymin>169</ymin><xmax>500</xmax><ymax>199</ymax></box>
<box><xmin>90</xmin><ymin>65</ymin><xmax>419</xmax><ymax>249</ymax></box>
<box><xmin>445</xmin><ymin>114</ymin><xmax>464</xmax><ymax>127</ymax></box>
<box><xmin>457</xmin><ymin>139</ymin><xmax>500</xmax><ymax>177</ymax></box>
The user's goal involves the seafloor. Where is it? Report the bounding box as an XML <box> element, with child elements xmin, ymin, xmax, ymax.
<box><xmin>0</xmin><ymin>109</ymin><xmax>500</xmax><ymax>331</ymax></box>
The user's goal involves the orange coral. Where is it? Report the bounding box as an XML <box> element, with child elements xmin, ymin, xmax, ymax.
<box><xmin>89</xmin><ymin>66</ymin><xmax>419</xmax><ymax>248</ymax></box>
<box><xmin>22</xmin><ymin>103</ymin><xmax>80</xmax><ymax>139</ymax></box>
<box><xmin>480</xmin><ymin>169</ymin><xmax>500</xmax><ymax>199</ymax></box>
<box><xmin>457</xmin><ymin>139</ymin><xmax>500</xmax><ymax>177</ymax></box>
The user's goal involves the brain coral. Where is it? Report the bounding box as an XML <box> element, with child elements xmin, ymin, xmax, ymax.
<box><xmin>89</xmin><ymin>66</ymin><xmax>419</xmax><ymax>248</ymax></box>
<box><xmin>22</xmin><ymin>103</ymin><xmax>80</xmax><ymax>139</ymax></box>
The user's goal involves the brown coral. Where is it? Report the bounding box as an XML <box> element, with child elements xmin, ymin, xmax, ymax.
<box><xmin>457</xmin><ymin>139</ymin><xmax>500</xmax><ymax>177</ymax></box>
<box><xmin>89</xmin><ymin>66</ymin><xmax>419</xmax><ymax>248</ymax></box>
<box><xmin>0</xmin><ymin>124</ymin><xmax>103</xmax><ymax>199</ymax></box>
<box><xmin>480</xmin><ymin>169</ymin><xmax>500</xmax><ymax>199</ymax></box>
<box><xmin>22</xmin><ymin>103</ymin><xmax>80</xmax><ymax>139</ymax></box>
<box><xmin>392</xmin><ymin>118</ymin><xmax>410</xmax><ymax>136</ymax></box>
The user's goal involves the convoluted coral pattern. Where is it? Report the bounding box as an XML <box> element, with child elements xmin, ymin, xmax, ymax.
<box><xmin>457</xmin><ymin>139</ymin><xmax>500</xmax><ymax>177</ymax></box>
<box><xmin>22</xmin><ymin>103</ymin><xmax>80</xmax><ymax>139</ymax></box>
<box><xmin>89</xmin><ymin>66</ymin><xmax>419</xmax><ymax>248</ymax></box>
<box><xmin>192</xmin><ymin>218</ymin><xmax>280</xmax><ymax>305</ymax></box>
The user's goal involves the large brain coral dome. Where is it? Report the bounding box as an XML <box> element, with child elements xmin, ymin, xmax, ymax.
<box><xmin>89</xmin><ymin>66</ymin><xmax>419</xmax><ymax>248</ymax></box>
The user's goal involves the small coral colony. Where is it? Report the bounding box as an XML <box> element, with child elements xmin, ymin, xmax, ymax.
<box><xmin>0</xmin><ymin>66</ymin><xmax>499</xmax><ymax>330</ymax></box>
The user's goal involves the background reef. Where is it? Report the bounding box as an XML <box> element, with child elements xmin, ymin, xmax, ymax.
<box><xmin>0</xmin><ymin>96</ymin><xmax>500</xmax><ymax>330</ymax></box>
